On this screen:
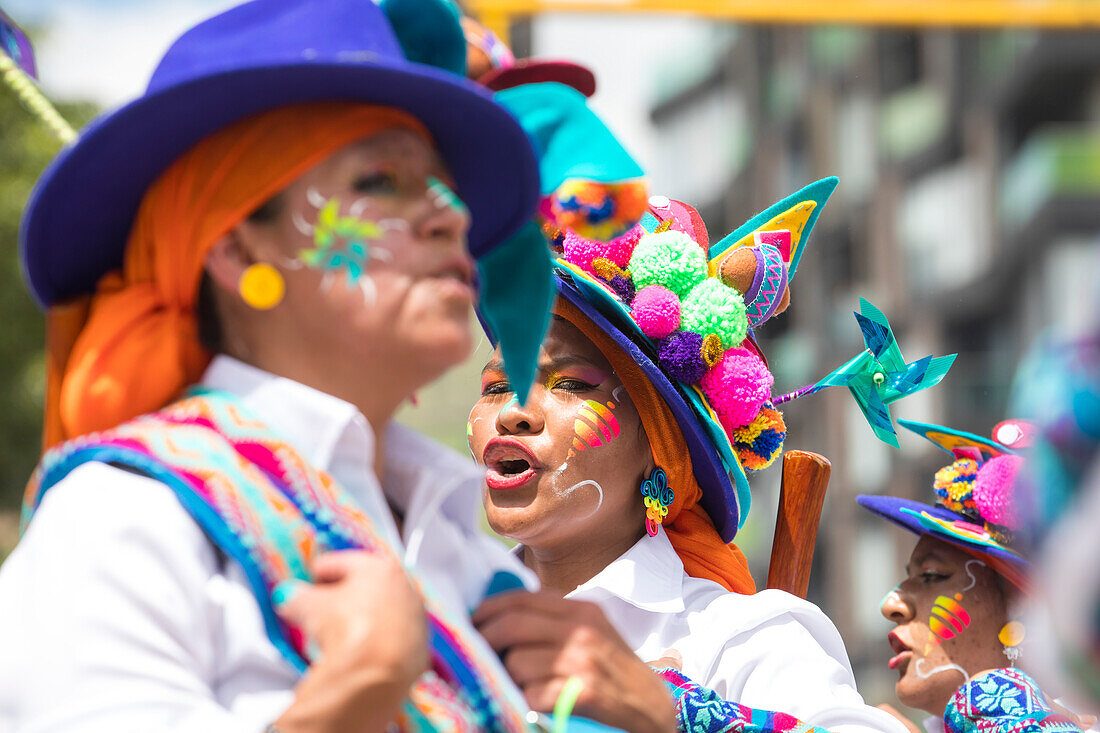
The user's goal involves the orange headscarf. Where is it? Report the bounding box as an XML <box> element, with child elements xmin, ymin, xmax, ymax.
<box><xmin>554</xmin><ymin>299</ymin><xmax>757</xmax><ymax>595</ymax></box>
<box><xmin>45</xmin><ymin>102</ymin><xmax>431</xmax><ymax>447</ymax></box>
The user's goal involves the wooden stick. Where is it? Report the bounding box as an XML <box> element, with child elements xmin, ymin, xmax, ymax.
<box><xmin>766</xmin><ymin>450</ymin><xmax>831</xmax><ymax>599</ymax></box>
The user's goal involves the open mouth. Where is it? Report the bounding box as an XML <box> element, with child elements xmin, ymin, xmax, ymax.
<box><xmin>483</xmin><ymin>438</ymin><xmax>541</xmax><ymax>490</ymax></box>
<box><xmin>887</xmin><ymin>631</ymin><xmax>913</xmax><ymax>672</ymax></box>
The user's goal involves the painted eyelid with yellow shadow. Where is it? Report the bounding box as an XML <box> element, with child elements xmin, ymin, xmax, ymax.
<box><xmin>545</xmin><ymin>367</ymin><xmax>612</xmax><ymax>389</ymax></box>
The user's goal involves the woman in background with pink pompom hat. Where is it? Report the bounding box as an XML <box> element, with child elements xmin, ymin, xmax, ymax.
<box><xmin>467</xmin><ymin>189</ymin><xmax>911</xmax><ymax>733</ymax></box>
<box><xmin>859</xmin><ymin>418</ymin><xmax>1096</xmax><ymax>733</ymax></box>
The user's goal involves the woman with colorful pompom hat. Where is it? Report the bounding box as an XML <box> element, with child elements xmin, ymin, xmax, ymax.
<box><xmin>859</xmin><ymin>419</ymin><xmax>1096</xmax><ymax>733</ymax></box>
<box><xmin>467</xmin><ymin>187</ymin><xmax>910</xmax><ymax>733</ymax></box>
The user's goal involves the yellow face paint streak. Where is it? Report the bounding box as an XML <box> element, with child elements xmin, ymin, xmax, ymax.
<box><xmin>574</xmin><ymin>420</ymin><xmax>603</xmax><ymax>448</ymax></box>
<box><xmin>935</xmin><ymin>595</ymin><xmax>971</xmax><ymax>626</ymax></box>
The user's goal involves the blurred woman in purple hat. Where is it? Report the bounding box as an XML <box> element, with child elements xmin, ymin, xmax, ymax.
<box><xmin>0</xmin><ymin>0</ymin><xmax>563</xmax><ymax>729</ymax></box>
<box><xmin>859</xmin><ymin>419</ymin><xmax>1096</xmax><ymax>733</ymax></box>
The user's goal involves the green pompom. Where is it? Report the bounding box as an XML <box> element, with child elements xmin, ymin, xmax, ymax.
<box><xmin>680</xmin><ymin>279</ymin><xmax>748</xmax><ymax>349</ymax></box>
<box><xmin>628</xmin><ymin>231</ymin><xmax>707</xmax><ymax>298</ymax></box>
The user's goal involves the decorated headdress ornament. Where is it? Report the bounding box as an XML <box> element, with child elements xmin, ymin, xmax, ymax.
<box><xmin>858</xmin><ymin>419</ymin><xmax>1035</xmax><ymax>591</ymax></box>
<box><xmin>0</xmin><ymin>7</ymin><xmax>76</xmax><ymax>143</ymax></box>
<box><xmin>529</xmin><ymin>171</ymin><xmax>956</xmax><ymax>540</ymax></box>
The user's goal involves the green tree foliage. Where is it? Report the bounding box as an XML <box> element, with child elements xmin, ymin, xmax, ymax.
<box><xmin>0</xmin><ymin>88</ymin><xmax>96</xmax><ymax>509</ymax></box>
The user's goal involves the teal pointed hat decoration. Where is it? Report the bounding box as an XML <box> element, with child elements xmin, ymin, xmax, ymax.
<box><xmin>495</xmin><ymin>82</ymin><xmax>647</xmax><ymax>243</ymax></box>
<box><xmin>378</xmin><ymin>0</ymin><xmax>466</xmax><ymax>75</ymax></box>
<box><xmin>476</xmin><ymin>82</ymin><xmax>649</xmax><ymax>401</ymax></box>
<box><xmin>708</xmin><ymin>176</ymin><xmax>838</xmax><ymax>281</ymax></box>
<box><xmin>477</xmin><ymin>222</ymin><xmax>555</xmax><ymax>405</ymax></box>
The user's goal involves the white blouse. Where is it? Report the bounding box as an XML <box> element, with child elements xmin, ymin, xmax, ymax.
<box><xmin>0</xmin><ymin>356</ymin><xmax>534</xmax><ymax>732</ymax></box>
<box><xmin>564</xmin><ymin>529</ymin><xmax>908</xmax><ymax>733</ymax></box>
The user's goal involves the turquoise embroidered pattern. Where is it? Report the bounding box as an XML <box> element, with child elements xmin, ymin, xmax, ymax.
<box><xmin>945</xmin><ymin>668</ymin><xmax>1083</xmax><ymax>733</ymax></box>
<box><xmin>657</xmin><ymin>668</ymin><xmax>830</xmax><ymax>733</ymax></box>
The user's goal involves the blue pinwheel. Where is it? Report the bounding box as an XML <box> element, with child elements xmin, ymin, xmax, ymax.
<box><xmin>774</xmin><ymin>298</ymin><xmax>956</xmax><ymax>447</ymax></box>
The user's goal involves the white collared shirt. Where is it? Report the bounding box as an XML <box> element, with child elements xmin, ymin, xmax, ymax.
<box><xmin>562</xmin><ymin>529</ymin><xmax>908</xmax><ymax>733</ymax></box>
<box><xmin>0</xmin><ymin>356</ymin><xmax>533</xmax><ymax>732</ymax></box>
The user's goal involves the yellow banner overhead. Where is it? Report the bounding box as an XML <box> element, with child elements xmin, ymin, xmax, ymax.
<box><xmin>467</xmin><ymin>0</ymin><xmax>1100</xmax><ymax>28</ymax></box>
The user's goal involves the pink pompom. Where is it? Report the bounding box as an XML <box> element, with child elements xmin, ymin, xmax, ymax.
<box><xmin>562</xmin><ymin>225</ymin><xmax>642</xmax><ymax>275</ymax></box>
<box><xmin>632</xmin><ymin>285</ymin><xmax>681</xmax><ymax>338</ymax></box>
<box><xmin>973</xmin><ymin>455</ymin><xmax>1025</xmax><ymax>530</ymax></box>
<box><xmin>700</xmin><ymin>348</ymin><xmax>774</xmax><ymax>430</ymax></box>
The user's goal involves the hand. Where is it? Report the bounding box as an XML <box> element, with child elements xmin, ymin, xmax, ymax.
<box><xmin>273</xmin><ymin>551</ymin><xmax>429</xmax><ymax>733</ymax></box>
<box><xmin>473</xmin><ymin>591</ymin><xmax>677</xmax><ymax>733</ymax></box>
<box><xmin>876</xmin><ymin>704</ymin><xmax>922</xmax><ymax>733</ymax></box>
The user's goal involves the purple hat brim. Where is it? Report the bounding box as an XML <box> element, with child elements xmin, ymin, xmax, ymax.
<box><xmin>21</xmin><ymin>59</ymin><xmax>540</xmax><ymax>307</ymax></box>
<box><xmin>856</xmin><ymin>494</ymin><xmax>1029</xmax><ymax>572</ymax></box>
<box><xmin>555</xmin><ymin>268</ymin><xmax>748</xmax><ymax>542</ymax></box>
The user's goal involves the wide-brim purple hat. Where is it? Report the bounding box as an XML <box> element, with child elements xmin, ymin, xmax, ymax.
<box><xmin>857</xmin><ymin>418</ymin><xmax>1031</xmax><ymax>588</ymax></box>
<box><xmin>21</xmin><ymin>0</ymin><xmax>540</xmax><ymax>307</ymax></box>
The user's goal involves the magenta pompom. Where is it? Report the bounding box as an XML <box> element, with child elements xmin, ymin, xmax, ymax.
<box><xmin>973</xmin><ymin>454</ymin><xmax>1024</xmax><ymax>530</ymax></box>
<box><xmin>632</xmin><ymin>285</ymin><xmax>682</xmax><ymax>338</ymax></box>
<box><xmin>561</xmin><ymin>225</ymin><xmax>642</xmax><ymax>276</ymax></box>
<box><xmin>700</xmin><ymin>348</ymin><xmax>774</xmax><ymax>430</ymax></box>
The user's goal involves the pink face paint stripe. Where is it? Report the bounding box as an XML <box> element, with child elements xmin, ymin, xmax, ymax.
<box><xmin>929</xmin><ymin>616</ymin><xmax>956</xmax><ymax>642</ymax></box>
<box><xmin>594</xmin><ymin>400</ymin><xmax>620</xmax><ymax>436</ymax></box>
<box><xmin>584</xmin><ymin>400</ymin><xmax>620</xmax><ymax>440</ymax></box>
<box><xmin>580</xmin><ymin>405</ymin><xmax>613</xmax><ymax>442</ymax></box>
<box><xmin>932</xmin><ymin>606</ymin><xmax>966</xmax><ymax>634</ymax></box>
<box><xmin>575</xmin><ymin>421</ymin><xmax>603</xmax><ymax>448</ymax></box>
<box><xmin>937</xmin><ymin>596</ymin><xmax>971</xmax><ymax>626</ymax></box>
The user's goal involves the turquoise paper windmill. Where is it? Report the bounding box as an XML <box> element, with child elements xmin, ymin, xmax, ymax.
<box><xmin>774</xmin><ymin>298</ymin><xmax>957</xmax><ymax>448</ymax></box>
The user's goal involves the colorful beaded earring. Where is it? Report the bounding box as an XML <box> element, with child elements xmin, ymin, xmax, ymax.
<box><xmin>640</xmin><ymin>467</ymin><xmax>673</xmax><ymax>537</ymax></box>
<box><xmin>239</xmin><ymin>262</ymin><xmax>285</xmax><ymax>310</ymax></box>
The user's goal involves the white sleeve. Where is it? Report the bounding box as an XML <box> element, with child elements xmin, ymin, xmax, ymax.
<box><xmin>698</xmin><ymin>593</ymin><xmax>908</xmax><ymax>733</ymax></box>
<box><xmin>0</xmin><ymin>462</ymin><xmax>282</xmax><ymax>733</ymax></box>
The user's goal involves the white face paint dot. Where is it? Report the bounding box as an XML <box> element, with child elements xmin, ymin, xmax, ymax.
<box><xmin>648</xmin><ymin>195</ymin><xmax>670</xmax><ymax>209</ymax></box>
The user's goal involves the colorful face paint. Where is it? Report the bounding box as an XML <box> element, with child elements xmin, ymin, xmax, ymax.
<box><xmin>914</xmin><ymin>658</ymin><xmax>969</xmax><ymax>682</ymax></box>
<box><xmin>923</xmin><ymin>559</ymin><xmax>984</xmax><ymax>650</ymax></box>
<box><xmin>293</xmin><ymin>188</ymin><xmax>395</xmax><ymax>305</ymax></box>
<box><xmin>299</xmin><ymin>196</ymin><xmax>383</xmax><ymax>283</ymax></box>
<box><xmin>961</xmin><ymin>559</ymin><xmax>983</xmax><ymax>592</ymax></box>
<box><xmin>880</xmin><ymin>585</ymin><xmax>902</xmax><ymax>611</ymax></box>
<box><xmin>497</xmin><ymin>395</ymin><xmax>520</xmax><ymax>422</ymax></box>
<box><xmin>928</xmin><ymin>594</ymin><xmax>972</xmax><ymax>646</ymax></box>
<box><xmin>571</xmin><ymin>399</ymin><xmax>620</xmax><ymax>454</ymax></box>
<box><xmin>426</xmin><ymin>175</ymin><xmax>470</xmax><ymax>216</ymax></box>
<box><xmin>560</xmin><ymin>479</ymin><xmax>604</xmax><ymax>520</ymax></box>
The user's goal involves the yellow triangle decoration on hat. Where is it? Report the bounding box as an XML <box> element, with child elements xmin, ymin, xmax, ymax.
<box><xmin>706</xmin><ymin>200</ymin><xmax>817</xmax><ymax>277</ymax></box>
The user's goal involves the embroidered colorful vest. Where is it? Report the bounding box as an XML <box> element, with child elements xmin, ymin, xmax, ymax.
<box><xmin>22</xmin><ymin>389</ymin><xmax>529</xmax><ymax>733</ymax></box>
<box><xmin>944</xmin><ymin>668</ymin><xmax>1083</xmax><ymax>733</ymax></box>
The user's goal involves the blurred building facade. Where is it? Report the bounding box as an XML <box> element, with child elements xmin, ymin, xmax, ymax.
<box><xmin>633</xmin><ymin>24</ymin><xmax>1100</xmax><ymax>710</ymax></box>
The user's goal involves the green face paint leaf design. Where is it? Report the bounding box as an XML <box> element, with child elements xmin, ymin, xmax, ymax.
<box><xmin>298</xmin><ymin>198</ymin><xmax>384</xmax><ymax>285</ymax></box>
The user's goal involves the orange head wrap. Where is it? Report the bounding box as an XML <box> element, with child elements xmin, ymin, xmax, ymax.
<box><xmin>553</xmin><ymin>299</ymin><xmax>757</xmax><ymax>595</ymax></box>
<box><xmin>45</xmin><ymin>102</ymin><xmax>431</xmax><ymax>447</ymax></box>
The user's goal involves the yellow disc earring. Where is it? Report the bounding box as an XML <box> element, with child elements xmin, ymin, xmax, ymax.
<box><xmin>999</xmin><ymin>621</ymin><xmax>1026</xmax><ymax>665</ymax></box>
<box><xmin>238</xmin><ymin>263</ymin><xmax>285</xmax><ymax>310</ymax></box>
